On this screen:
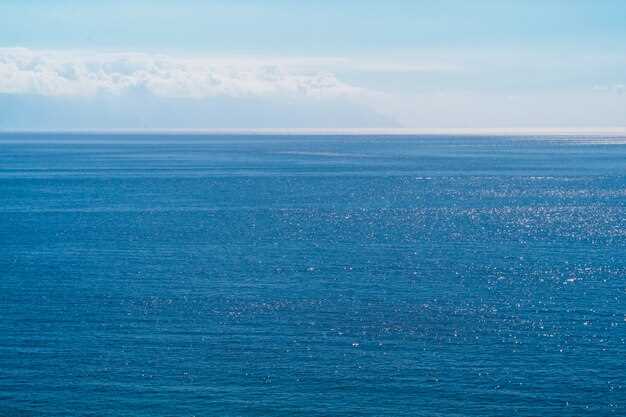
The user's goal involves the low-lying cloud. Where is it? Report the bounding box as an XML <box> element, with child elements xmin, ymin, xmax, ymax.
<box><xmin>0</xmin><ymin>48</ymin><xmax>366</xmax><ymax>100</ymax></box>
<box><xmin>3</xmin><ymin>48</ymin><xmax>624</xmax><ymax>129</ymax></box>
<box><xmin>0</xmin><ymin>48</ymin><xmax>399</xmax><ymax>129</ymax></box>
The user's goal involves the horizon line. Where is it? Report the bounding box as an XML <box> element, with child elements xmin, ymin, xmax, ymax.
<box><xmin>1</xmin><ymin>127</ymin><xmax>626</xmax><ymax>136</ymax></box>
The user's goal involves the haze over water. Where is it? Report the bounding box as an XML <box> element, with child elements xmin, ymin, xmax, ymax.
<box><xmin>1</xmin><ymin>134</ymin><xmax>625</xmax><ymax>416</ymax></box>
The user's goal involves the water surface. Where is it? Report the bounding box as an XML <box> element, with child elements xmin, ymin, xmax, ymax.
<box><xmin>1</xmin><ymin>134</ymin><xmax>625</xmax><ymax>416</ymax></box>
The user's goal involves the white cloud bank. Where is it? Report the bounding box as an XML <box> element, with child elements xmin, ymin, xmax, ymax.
<box><xmin>0</xmin><ymin>48</ymin><xmax>367</xmax><ymax>100</ymax></box>
<box><xmin>0</xmin><ymin>48</ymin><xmax>399</xmax><ymax>129</ymax></box>
<box><xmin>1</xmin><ymin>48</ymin><xmax>624</xmax><ymax>129</ymax></box>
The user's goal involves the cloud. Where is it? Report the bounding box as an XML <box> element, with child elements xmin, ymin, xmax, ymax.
<box><xmin>3</xmin><ymin>48</ymin><xmax>623</xmax><ymax>130</ymax></box>
<box><xmin>592</xmin><ymin>84</ymin><xmax>625</xmax><ymax>95</ymax></box>
<box><xmin>0</xmin><ymin>48</ymin><xmax>367</xmax><ymax>100</ymax></box>
<box><xmin>0</xmin><ymin>48</ymin><xmax>400</xmax><ymax>129</ymax></box>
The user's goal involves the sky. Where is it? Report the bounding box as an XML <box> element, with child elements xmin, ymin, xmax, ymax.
<box><xmin>1</xmin><ymin>0</ymin><xmax>625</xmax><ymax>130</ymax></box>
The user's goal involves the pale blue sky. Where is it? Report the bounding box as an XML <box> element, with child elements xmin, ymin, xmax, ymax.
<box><xmin>1</xmin><ymin>1</ymin><xmax>625</xmax><ymax>129</ymax></box>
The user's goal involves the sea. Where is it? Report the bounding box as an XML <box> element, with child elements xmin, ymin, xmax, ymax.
<box><xmin>1</xmin><ymin>133</ymin><xmax>625</xmax><ymax>416</ymax></box>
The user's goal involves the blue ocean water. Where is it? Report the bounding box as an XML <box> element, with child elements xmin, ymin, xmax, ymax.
<box><xmin>1</xmin><ymin>133</ymin><xmax>625</xmax><ymax>416</ymax></box>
